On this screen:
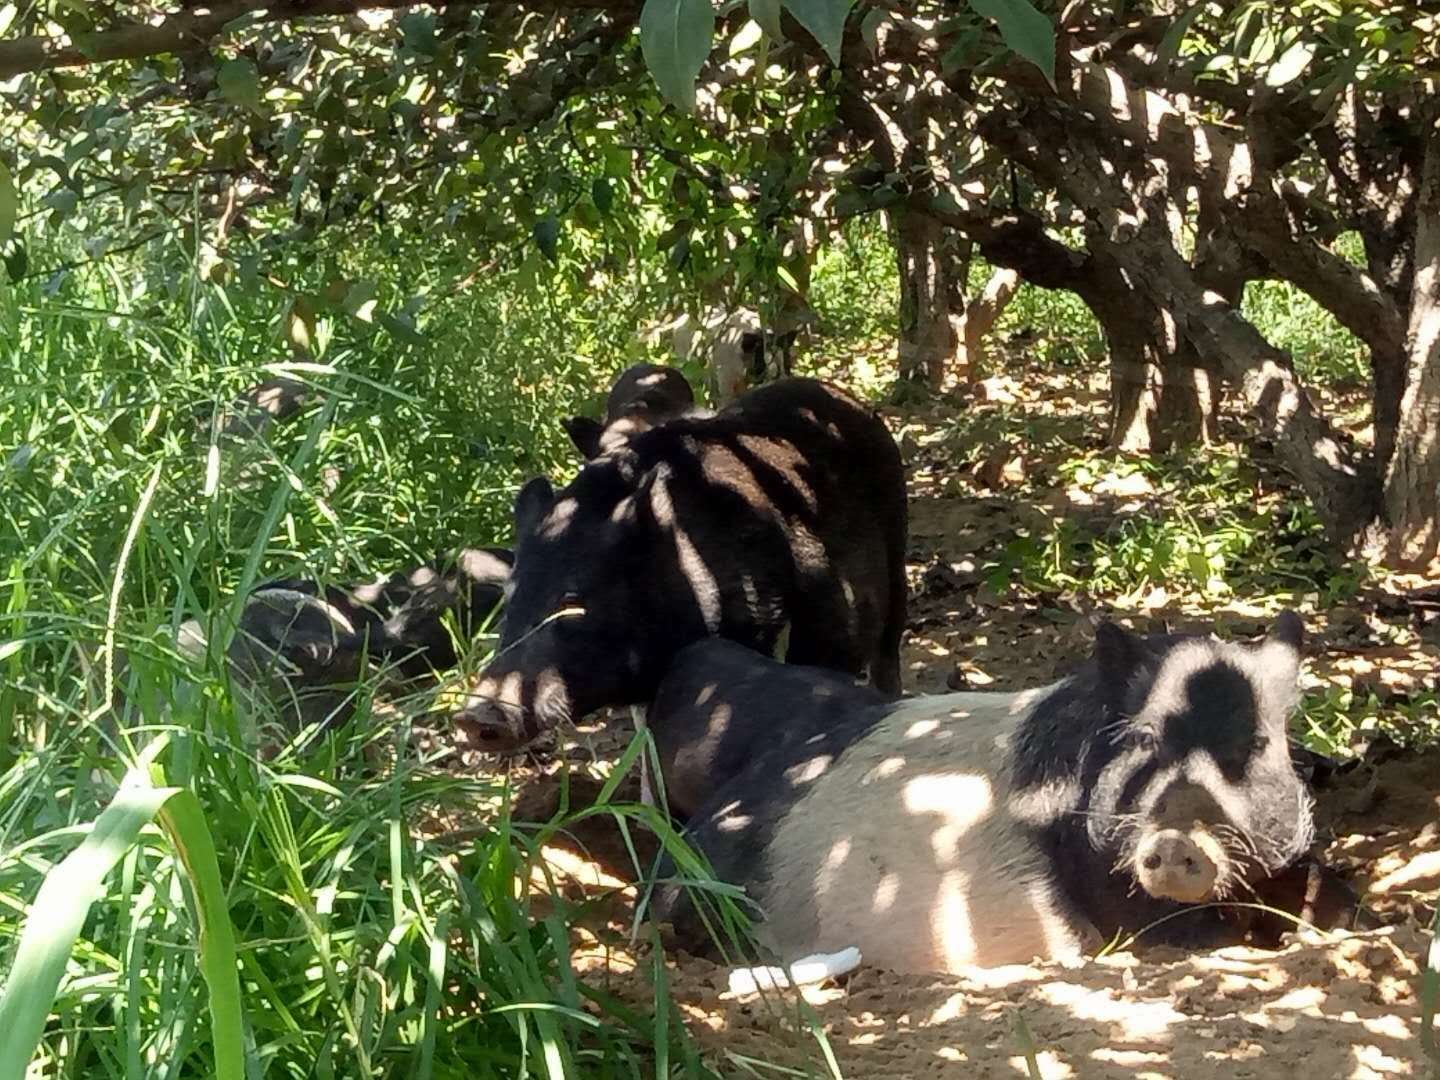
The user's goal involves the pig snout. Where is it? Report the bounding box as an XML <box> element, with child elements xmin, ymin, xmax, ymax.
<box><xmin>449</xmin><ymin>668</ymin><xmax>574</xmax><ymax>754</ymax></box>
<box><xmin>1133</xmin><ymin>829</ymin><xmax>1223</xmax><ymax>904</ymax></box>
<box><xmin>452</xmin><ymin>696</ymin><xmax>528</xmax><ymax>753</ymax></box>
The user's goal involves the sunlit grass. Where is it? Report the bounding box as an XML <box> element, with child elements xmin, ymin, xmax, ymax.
<box><xmin>0</xmin><ymin>232</ymin><xmax>841</xmax><ymax>1078</ymax></box>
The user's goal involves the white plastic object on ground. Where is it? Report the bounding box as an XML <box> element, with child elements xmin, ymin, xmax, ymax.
<box><xmin>726</xmin><ymin>947</ymin><xmax>862</xmax><ymax>995</ymax></box>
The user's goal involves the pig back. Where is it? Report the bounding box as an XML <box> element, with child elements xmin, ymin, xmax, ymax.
<box><xmin>648</xmin><ymin>638</ymin><xmax>886</xmax><ymax>819</ymax></box>
<box><xmin>665</xmin><ymin>686</ymin><xmax>1098</xmax><ymax>974</ymax></box>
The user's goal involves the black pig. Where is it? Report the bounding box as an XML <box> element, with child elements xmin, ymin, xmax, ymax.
<box><xmin>562</xmin><ymin>364</ymin><xmax>700</xmax><ymax>460</ymax></box>
<box><xmin>177</xmin><ymin>547</ymin><xmax>512</xmax><ymax>733</ymax></box>
<box><xmin>646</xmin><ymin>638</ymin><xmax>885</xmax><ymax>820</ymax></box>
<box><xmin>452</xmin><ymin>377</ymin><xmax>908</xmax><ymax>752</ymax></box>
<box><xmin>655</xmin><ymin>614</ymin><xmax>1357</xmax><ymax>973</ymax></box>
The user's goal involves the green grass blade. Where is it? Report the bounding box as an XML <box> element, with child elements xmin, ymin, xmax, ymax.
<box><xmin>0</xmin><ymin>779</ymin><xmax>245</xmax><ymax>1080</ymax></box>
<box><xmin>1422</xmin><ymin>903</ymin><xmax>1439</xmax><ymax>1064</ymax></box>
<box><xmin>155</xmin><ymin>789</ymin><xmax>246</xmax><ymax>1080</ymax></box>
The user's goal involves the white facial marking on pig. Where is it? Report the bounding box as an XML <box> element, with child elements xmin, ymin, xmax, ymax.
<box><xmin>759</xmin><ymin>685</ymin><xmax>1091</xmax><ymax>973</ymax></box>
<box><xmin>1135</xmin><ymin>637</ymin><xmax>1300</xmax><ymax>737</ymax></box>
<box><xmin>717</xmin><ymin>812</ymin><xmax>753</xmax><ymax>833</ymax></box>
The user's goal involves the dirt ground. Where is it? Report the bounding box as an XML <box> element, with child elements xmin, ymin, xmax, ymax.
<box><xmin>450</xmin><ymin>360</ymin><xmax>1440</xmax><ymax>1078</ymax></box>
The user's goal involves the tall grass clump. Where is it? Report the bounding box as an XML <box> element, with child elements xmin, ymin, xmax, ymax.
<box><xmin>1241</xmin><ymin>232</ymin><xmax>1369</xmax><ymax>387</ymax></box>
<box><xmin>0</xmin><ymin>228</ymin><xmax>830</xmax><ymax>1078</ymax></box>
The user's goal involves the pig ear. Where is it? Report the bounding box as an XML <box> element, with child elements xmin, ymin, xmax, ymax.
<box><xmin>1254</xmin><ymin>611</ymin><xmax>1304</xmax><ymax>708</ymax></box>
<box><xmin>1093</xmin><ymin>620</ymin><xmax>1145</xmax><ymax>684</ymax></box>
<box><xmin>562</xmin><ymin>416</ymin><xmax>604</xmax><ymax>460</ymax></box>
<box><xmin>513</xmin><ymin>477</ymin><xmax>555</xmax><ymax>538</ymax></box>
<box><xmin>1266</xmin><ymin>610</ymin><xmax>1304</xmax><ymax>652</ymax></box>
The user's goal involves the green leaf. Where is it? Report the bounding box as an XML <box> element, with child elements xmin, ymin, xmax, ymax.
<box><xmin>0</xmin><ymin>160</ymin><xmax>14</xmax><ymax>244</ymax></box>
<box><xmin>860</xmin><ymin>8</ymin><xmax>885</xmax><ymax>57</ymax></box>
<box><xmin>1421</xmin><ymin>903</ymin><xmax>1439</xmax><ymax>1064</ymax></box>
<box><xmin>4</xmin><ymin>240</ymin><xmax>27</xmax><ymax>282</ymax></box>
<box><xmin>783</xmin><ymin>0</ymin><xmax>856</xmax><ymax>66</ymax></box>
<box><xmin>0</xmin><ymin>781</ymin><xmax>244</xmax><ymax>1080</ymax></box>
<box><xmin>216</xmin><ymin>57</ymin><xmax>262</xmax><ymax>113</ymax></box>
<box><xmin>730</xmin><ymin>17</ymin><xmax>764</xmax><ymax>55</ymax></box>
<box><xmin>377</xmin><ymin>312</ymin><xmax>427</xmax><ymax>347</ymax></box>
<box><xmin>398</xmin><ymin>11</ymin><xmax>438</xmax><ymax>56</ymax></box>
<box><xmin>1265</xmin><ymin>40</ymin><xmax>1315</xmax><ymax>87</ymax></box>
<box><xmin>969</xmin><ymin>0</ymin><xmax>1056</xmax><ymax>89</ymax></box>
<box><xmin>533</xmin><ymin>215</ymin><xmax>561</xmax><ymax>262</ymax></box>
<box><xmin>341</xmin><ymin>280</ymin><xmax>378</xmax><ymax>320</ymax></box>
<box><xmin>591</xmin><ymin>176</ymin><xmax>614</xmax><ymax>213</ymax></box>
<box><xmin>667</xmin><ymin>233</ymin><xmax>691</xmax><ymax>267</ymax></box>
<box><xmin>941</xmin><ymin>26</ymin><xmax>984</xmax><ymax>74</ymax></box>
<box><xmin>639</xmin><ymin>0</ymin><xmax>716</xmax><ymax>113</ymax></box>
<box><xmin>1156</xmin><ymin>4</ymin><xmax>1206</xmax><ymax>66</ymax></box>
<box><xmin>1186</xmin><ymin>550</ymin><xmax>1210</xmax><ymax>587</ymax></box>
<box><xmin>749</xmin><ymin>0</ymin><xmax>784</xmax><ymax>41</ymax></box>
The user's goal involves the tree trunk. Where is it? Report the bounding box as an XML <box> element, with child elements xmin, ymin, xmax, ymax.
<box><xmin>895</xmin><ymin>207</ymin><xmax>959</xmax><ymax>391</ymax></box>
<box><xmin>956</xmin><ymin>266</ymin><xmax>1020</xmax><ymax>380</ymax></box>
<box><xmin>1383</xmin><ymin>119</ymin><xmax>1440</xmax><ymax>572</ymax></box>
<box><xmin>1085</xmin><ymin>258</ymin><xmax>1220</xmax><ymax>452</ymax></box>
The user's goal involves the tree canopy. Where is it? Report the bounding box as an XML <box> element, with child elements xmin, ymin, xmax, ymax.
<box><xmin>2</xmin><ymin>0</ymin><xmax>1437</xmax><ymax>570</ymax></box>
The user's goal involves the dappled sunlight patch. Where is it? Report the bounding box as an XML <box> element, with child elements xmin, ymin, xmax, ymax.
<box><xmin>1009</xmin><ymin>1049</ymin><xmax>1075</xmax><ymax>1076</ymax></box>
<box><xmin>1036</xmin><ymin>980</ymin><xmax>1187</xmax><ymax>1041</ymax></box>
<box><xmin>585</xmin><ymin>925</ymin><xmax>1431</xmax><ymax>1077</ymax></box>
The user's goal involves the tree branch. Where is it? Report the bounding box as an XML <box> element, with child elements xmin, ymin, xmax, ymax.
<box><xmin>0</xmin><ymin>0</ymin><xmax>628</xmax><ymax>79</ymax></box>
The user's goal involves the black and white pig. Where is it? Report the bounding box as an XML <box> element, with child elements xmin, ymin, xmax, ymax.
<box><xmin>652</xmin><ymin>307</ymin><xmax>798</xmax><ymax>407</ymax></box>
<box><xmin>450</xmin><ymin>377</ymin><xmax>908</xmax><ymax>752</ymax></box>
<box><xmin>562</xmin><ymin>364</ymin><xmax>700</xmax><ymax>461</ymax></box>
<box><xmin>177</xmin><ymin>547</ymin><xmax>513</xmax><ymax>733</ymax></box>
<box><xmin>653</xmin><ymin>614</ymin><xmax>1366</xmax><ymax>973</ymax></box>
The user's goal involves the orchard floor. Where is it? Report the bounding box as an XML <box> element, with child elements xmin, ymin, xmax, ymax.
<box><xmin>440</xmin><ymin>358</ymin><xmax>1439</xmax><ymax>1078</ymax></box>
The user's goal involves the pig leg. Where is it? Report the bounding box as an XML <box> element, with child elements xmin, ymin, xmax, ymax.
<box><xmin>631</xmin><ymin>705</ymin><xmax>655</xmax><ymax>808</ymax></box>
<box><xmin>784</xmin><ymin>590</ymin><xmax>868</xmax><ymax>680</ymax></box>
<box><xmin>869</xmin><ymin>580</ymin><xmax>905</xmax><ymax>698</ymax></box>
<box><xmin>870</xmin><ymin>515</ymin><xmax>908</xmax><ymax>698</ymax></box>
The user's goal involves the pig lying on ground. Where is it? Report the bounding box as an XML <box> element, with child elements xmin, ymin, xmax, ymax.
<box><xmin>196</xmin><ymin>376</ymin><xmax>313</xmax><ymax>444</ymax></box>
<box><xmin>653</xmin><ymin>614</ymin><xmax>1369</xmax><ymax>973</ymax></box>
<box><xmin>562</xmin><ymin>364</ymin><xmax>701</xmax><ymax>461</ymax></box>
<box><xmin>450</xmin><ymin>377</ymin><xmax>908</xmax><ymax>753</ymax></box>
<box><xmin>656</xmin><ymin>307</ymin><xmax>800</xmax><ymax>407</ymax></box>
<box><xmin>175</xmin><ymin>548</ymin><xmax>512</xmax><ymax>735</ymax></box>
<box><xmin>646</xmin><ymin>637</ymin><xmax>886</xmax><ymax>820</ymax></box>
